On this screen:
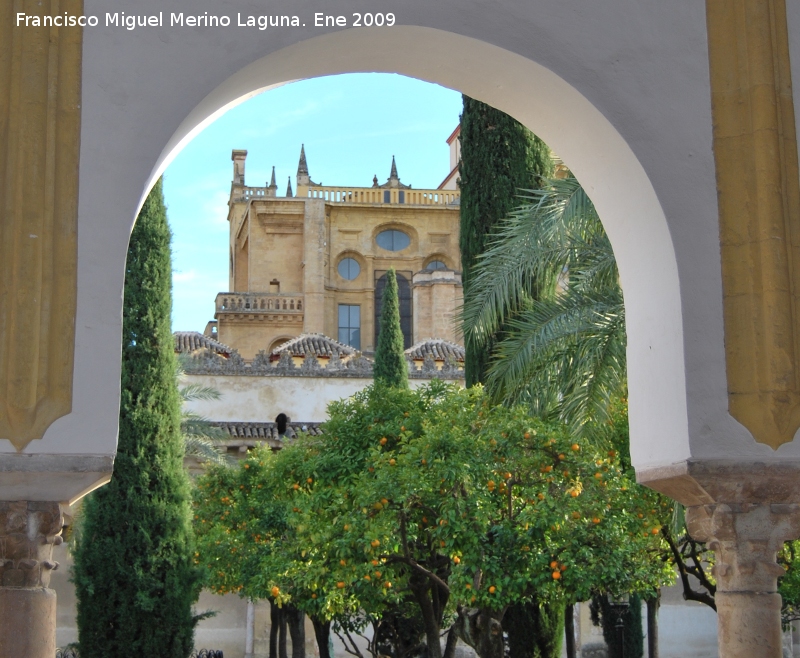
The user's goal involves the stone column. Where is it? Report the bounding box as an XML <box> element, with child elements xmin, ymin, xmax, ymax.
<box><xmin>687</xmin><ymin>503</ymin><xmax>800</xmax><ymax>658</ymax></box>
<box><xmin>0</xmin><ymin>501</ymin><xmax>63</xmax><ymax>658</ymax></box>
<box><xmin>641</xmin><ymin>462</ymin><xmax>800</xmax><ymax>658</ymax></box>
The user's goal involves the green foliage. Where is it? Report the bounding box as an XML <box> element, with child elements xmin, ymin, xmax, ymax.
<box><xmin>461</xmin><ymin>177</ymin><xmax>625</xmax><ymax>433</ymax></box>
<box><xmin>590</xmin><ymin>593</ymin><xmax>644</xmax><ymax>658</ymax></box>
<box><xmin>373</xmin><ymin>268</ymin><xmax>409</xmax><ymax>388</ymax></box>
<box><xmin>72</xmin><ymin>179</ymin><xmax>203</xmax><ymax>658</ymax></box>
<box><xmin>193</xmin><ymin>384</ymin><xmax>673</xmax><ymax>658</ymax></box>
<box><xmin>779</xmin><ymin>541</ymin><xmax>800</xmax><ymax>624</ymax></box>
<box><xmin>459</xmin><ymin>95</ymin><xmax>553</xmax><ymax>386</ymax></box>
<box><xmin>505</xmin><ymin>599</ymin><xmax>565</xmax><ymax>658</ymax></box>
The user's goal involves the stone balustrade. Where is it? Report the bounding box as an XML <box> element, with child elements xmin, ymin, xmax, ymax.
<box><xmin>215</xmin><ymin>293</ymin><xmax>303</xmax><ymax>314</ymax></box>
<box><xmin>302</xmin><ymin>185</ymin><xmax>459</xmax><ymax>206</ymax></box>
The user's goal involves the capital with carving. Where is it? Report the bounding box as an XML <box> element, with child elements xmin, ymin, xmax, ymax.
<box><xmin>686</xmin><ymin>503</ymin><xmax>800</xmax><ymax>593</ymax></box>
<box><xmin>0</xmin><ymin>502</ymin><xmax>63</xmax><ymax>588</ymax></box>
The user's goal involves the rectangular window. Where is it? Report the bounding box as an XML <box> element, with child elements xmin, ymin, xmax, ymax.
<box><xmin>398</xmin><ymin>191</ymin><xmax>405</xmax><ymax>204</ymax></box>
<box><xmin>338</xmin><ymin>304</ymin><xmax>361</xmax><ymax>350</ymax></box>
<box><xmin>383</xmin><ymin>190</ymin><xmax>391</xmax><ymax>203</ymax></box>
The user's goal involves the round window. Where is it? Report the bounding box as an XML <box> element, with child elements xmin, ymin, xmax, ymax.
<box><xmin>376</xmin><ymin>229</ymin><xmax>411</xmax><ymax>252</ymax></box>
<box><xmin>338</xmin><ymin>257</ymin><xmax>361</xmax><ymax>280</ymax></box>
<box><xmin>426</xmin><ymin>260</ymin><xmax>447</xmax><ymax>271</ymax></box>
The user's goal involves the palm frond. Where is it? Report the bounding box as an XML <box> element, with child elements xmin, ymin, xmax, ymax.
<box><xmin>183</xmin><ymin>434</ymin><xmax>235</xmax><ymax>467</ymax></box>
<box><xmin>463</xmin><ymin>176</ymin><xmax>627</xmax><ymax>433</ymax></box>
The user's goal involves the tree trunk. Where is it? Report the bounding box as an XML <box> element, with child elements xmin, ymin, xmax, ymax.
<box><xmin>287</xmin><ymin>605</ymin><xmax>306</xmax><ymax>658</ymax></box>
<box><xmin>413</xmin><ymin>586</ymin><xmax>443</xmax><ymax>658</ymax></box>
<box><xmin>453</xmin><ymin>607</ymin><xmax>504</xmax><ymax>658</ymax></box>
<box><xmin>565</xmin><ymin>604</ymin><xmax>576</xmax><ymax>658</ymax></box>
<box><xmin>279</xmin><ymin>606</ymin><xmax>288</xmax><ymax>658</ymax></box>
<box><xmin>311</xmin><ymin>616</ymin><xmax>332</xmax><ymax>658</ymax></box>
<box><xmin>270</xmin><ymin>602</ymin><xmax>281</xmax><ymax>658</ymax></box>
<box><xmin>646</xmin><ymin>591</ymin><xmax>660</xmax><ymax>658</ymax></box>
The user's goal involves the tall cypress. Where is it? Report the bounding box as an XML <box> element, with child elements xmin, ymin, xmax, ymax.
<box><xmin>72</xmin><ymin>179</ymin><xmax>202</xmax><ymax>657</ymax></box>
<box><xmin>459</xmin><ymin>97</ymin><xmax>556</xmax><ymax>656</ymax></box>
<box><xmin>373</xmin><ymin>268</ymin><xmax>409</xmax><ymax>388</ymax></box>
<box><xmin>459</xmin><ymin>96</ymin><xmax>552</xmax><ymax>386</ymax></box>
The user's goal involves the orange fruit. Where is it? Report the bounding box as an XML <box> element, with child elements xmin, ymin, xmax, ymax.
<box><xmin>570</xmin><ymin>490</ymin><xmax>579</xmax><ymax>498</ymax></box>
<box><xmin>552</xmin><ymin>571</ymin><xmax>561</xmax><ymax>580</ymax></box>
<box><xmin>550</xmin><ymin>560</ymin><xmax>558</xmax><ymax>569</ymax></box>
<box><xmin>560</xmin><ymin>564</ymin><xmax>567</xmax><ymax>571</ymax></box>
<box><xmin>374</xmin><ymin>571</ymin><xmax>382</xmax><ymax>578</ymax></box>
<box><xmin>571</xmin><ymin>443</ymin><xmax>580</xmax><ymax>451</ymax></box>
<box><xmin>271</xmin><ymin>586</ymin><xmax>280</xmax><ymax>598</ymax></box>
<box><xmin>389</xmin><ymin>459</ymin><xmax>396</xmax><ymax>466</ymax></box>
<box><xmin>343</xmin><ymin>524</ymin><xmax>350</xmax><ymax>531</ymax></box>
<box><xmin>594</xmin><ymin>472</ymin><xmax>603</xmax><ymax>479</ymax></box>
<box><xmin>340</xmin><ymin>559</ymin><xmax>347</xmax><ymax>566</ymax></box>
<box><xmin>292</xmin><ymin>483</ymin><xmax>300</xmax><ymax>490</ymax></box>
<box><xmin>465</xmin><ymin>583</ymin><xmax>472</xmax><ymax>589</ymax></box>
<box><xmin>311</xmin><ymin>593</ymin><xmax>317</xmax><ymax>599</ymax></box>
<box><xmin>651</xmin><ymin>528</ymin><xmax>659</xmax><ymax>535</ymax></box>
<box><xmin>384</xmin><ymin>581</ymin><xmax>392</xmax><ymax>588</ymax></box>
<box><xmin>537</xmin><ymin>493</ymin><xmax>545</xmax><ymax>500</ymax></box>
<box><xmin>593</xmin><ymin>517</ymin><xmax>601</xmax><ymax>524</ymax></box>
<box><xmin>421</xmin><ymin>459</ymin><xmax>427</xmax><ymax>465</ymax></box>
<box><xmin>336</xmin><ymin>581</ymin><xmax>345</xmax><ymax>589</ymax></box>
<box><xmin>524</xmin><ymin>432</ymin><xmax>531</xmax><ymax>439</ymax></box>
<box><xmin>380</xmin><ymin>437</ymin><xmax>388</xmax><ymax>445</ymax></box>
<box><xmin>400</xmin><ymin>426</ymin><xmax>405</xmax><ymax>431</ymax></box>
<box><xmin>371</xmin><ymin>539</ymin><xmax>381</xmax><ymax>547</ymax></box>
<box><xmin>558</xmin><ymin>454</ymin><xmax>566</xmax><ymax>460</ymax></box>
<box><xmin>372</xmin><ymin>559</ymin><xmax>379</xmax><ymax>566</ymax></box>
<box><xmin>364</xmin><ymin>575</ymin><xmax>371</xmax><ymax>581</ymax></box>
<box><xmin>453</xmin><ymin>556</ymin><xmax>461</xmax><ymax>564</ymax></box>
<box><xmin>489</xmin><ymin>585</ymin><xmax>497</xmax><ymax>594</ymax></box>
<box><xmin>381</xmin><ymin>498</ymin><xmax>389</xmax><ymax>505</ymax></box>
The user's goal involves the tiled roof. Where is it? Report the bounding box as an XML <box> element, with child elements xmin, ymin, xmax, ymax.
<box><xmin>405</xmin><ymin>339</ymin><xmax>465</xmax><ymax>362</ymax></box>
<box><xmin>174</xmin><ymin>331</ymin><xmax>233</xmax><ymax>356</ymax></box>
<box><xmin>270</xmin><ymin>333</ymin><xmax>357</xmax><ymax>359</ymax></box>
<box><xmin>213</xmin><ymin>421</ymin><xmax>323</xmax><ymax>450</ymax></box>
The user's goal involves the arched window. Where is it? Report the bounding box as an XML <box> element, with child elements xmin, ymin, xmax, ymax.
<box><xmin>425</xmin><ymin>260</ymin><xmax>447</xmax><ymax>271</ymax></box>
<box><xmin>375</xmin><ymin>271</ymin><xmax>412</xmax><ymax>349</ymax></box>
<box><xmin>337</xmin><ymin>257</ymin><xmax>361</xmax><ymax>280</ymax></box>
<box><xmin>376</xmin><ymin>229</ymin><xmax>410</xmax><ymax>252</ymax></box>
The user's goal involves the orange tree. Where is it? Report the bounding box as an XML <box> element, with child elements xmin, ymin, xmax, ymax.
<box><xmin>194</xmin><ymin>382</ymin><xmax>674</xmax><ymax>658</ymax></box>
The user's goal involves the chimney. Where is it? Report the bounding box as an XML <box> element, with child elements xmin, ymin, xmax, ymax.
<box><xmin>231</xmin><ymin>150</ymin><xmax>247</xmax><ymax>185</ymax></box>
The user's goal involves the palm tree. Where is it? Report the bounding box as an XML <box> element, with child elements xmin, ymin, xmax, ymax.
<box><xmin>177</xmin><ymin>356</ymin><xmax>233</xmax><ymax>467</ymax></box>
<box><xmin>461</xmin><ymin>176</ymin><xmax>625</xmax><ymax>433</ymax></box>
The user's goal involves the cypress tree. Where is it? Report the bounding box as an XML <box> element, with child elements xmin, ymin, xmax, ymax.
<box><xmin>459</xmin><ymin>97</ymin><xmax>556</xmax><ymax>656</ymax></box>
<box><xmin>458</xmin><ymin>96</ymin><xmax>552</xmax><ymax>386</ymax></box>
<box><xmin>373</xmin><ymin>268</ymin><xmax>409</xmax><ymax>388</ymax></box>
<box><xmin>72</xmin><ymin>178</ymin><xmax>203</xmax><ymax>657</ymax></box>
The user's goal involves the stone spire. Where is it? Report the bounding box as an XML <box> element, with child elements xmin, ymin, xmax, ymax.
<box><xmin>379</xmin><ymin>155</ymin><xmax>411</xmax><ymax>189</ymax></box>
<box><xmin>268</xmin><ymin>166</ymin><xmax>278</xmax><ymax>195</ymax></box>
<box><xmin>296</xmin><ymin>143</ymin><xmax>320</xmax><ymax>187</ymax></box>
<box><xmin>286</xmin><ymin>176</ymin><xmax>293</xmax><ymax>198</ymax></box>
<box><xmin>372</xmin><ymin>175</ymin><xmax>379</xmax><ymax>188</ymax></box>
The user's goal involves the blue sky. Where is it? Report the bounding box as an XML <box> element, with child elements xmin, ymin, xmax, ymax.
<box><xmin>164</xmin><ymin>73</ymin><xmax>462</xmax><ymax>332</ymax></box>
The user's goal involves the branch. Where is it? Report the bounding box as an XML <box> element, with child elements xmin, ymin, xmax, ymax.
<box><xmin>661</xmin><ymin>526</ymin><xmax>716</xmax><ymax>611</ymax></box>
<box><xmin>387</xmin><ymin>554</ymin><xmax>451</xmax><ymax>594</ymax></box>
<box><xmin>333</xmin><ymin>627</ymin><xmax>365</xmax><ymax>658</ymax></box>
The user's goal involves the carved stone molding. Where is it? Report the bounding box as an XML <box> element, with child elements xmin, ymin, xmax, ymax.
<box><xmin>0</xmin><ymin>501</ymin><xmax>63</xmax><ymax>588</ymax></box>
<box><xmin>0</xmin><ymin>0</ymin><xmax>83</xmax><ymax>450</ymax></box>
<box><xmin>706</xmin><ymin>0</ymin><xmax>800</xmax><ymax>448</ymax></box>
<box><xmin>686</xmin><ymin>501</ymin><xmax>800</xmax><ymax>657</ymax></box>
<box><xmin>687</xmin><ymin>503</ymin><xmax>800</xmax><ymax>593</ymax></box>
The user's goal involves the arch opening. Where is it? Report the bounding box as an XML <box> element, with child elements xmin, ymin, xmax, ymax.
<box><xmin>139</xmin><ymin>26</ymin><xmax>688</xmax><ymax>471</ymax></box>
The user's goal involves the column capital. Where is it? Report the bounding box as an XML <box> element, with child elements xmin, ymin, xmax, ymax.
<box><xmin>0</xmin><ymin>501</ymin><xmax>63</xmax><ymax>588</ymax></box>
<box><xmin>686</xmin><ymin>503</ymin><xmax>800</xmax><ymax>593</ymax></box>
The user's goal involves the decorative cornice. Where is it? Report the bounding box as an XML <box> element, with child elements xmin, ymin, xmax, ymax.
<box><xmin>182</xmin><ymin>348</ymin><xmax>464</xmax><ymax>380</ymax></box>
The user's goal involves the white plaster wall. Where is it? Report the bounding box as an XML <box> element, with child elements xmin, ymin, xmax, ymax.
<box><xmin>15</xmin><ymin>0</ymin><xmax>800</xmax><ymax>482</ymax></box>
<box><xmin>182</xmin><ymin>374</ymin><xmax>454</xmax><ymax>424</ymax></box>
